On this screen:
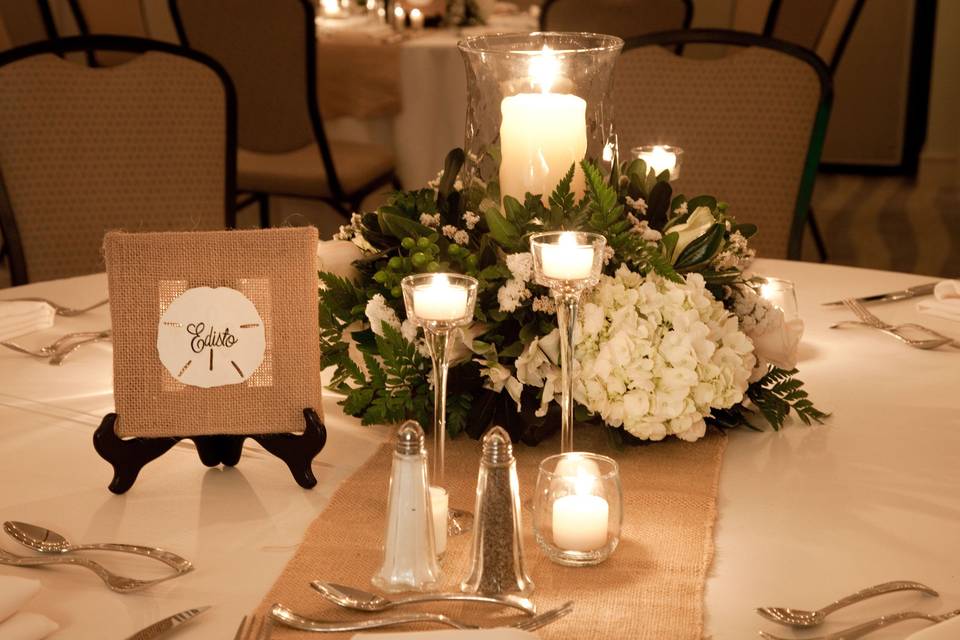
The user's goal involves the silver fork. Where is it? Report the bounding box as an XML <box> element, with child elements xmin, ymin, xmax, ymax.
<box><xmin>2</xmin><ymin>297</ymin><xmax>108</xmax><ymax>316</ymax></box>
<box><xmin>759</xmin><ymin>608</ymin><xmax>960</xmax><ymax>640</ymax></box>
<box><xmin>0</xmin><ymin>548</ymin><xmax>180</xmax><ymax>593</ymax></box>
<box><xmin>234</xmin><ymin>615</ymin><xmax>272</xmax><ymax>640</ymax></box>
<box><xmin>841</xmin><ymin>299</ymin><xmax>951</xmax><ymax>350</ymax></box>
<box><xmin>270</xmin><ymin>600</ymin><xmax>573</xmax><ymax>633</ymax></box>
<box><xmin>49</xmin><ymin>332</ymin><xmax>113</xmax><ymax>365</ymax></box>
<box><xmin>1</xmin><ymin>329</ymin><xmax>112</xmax><ymax>357</ymax></box>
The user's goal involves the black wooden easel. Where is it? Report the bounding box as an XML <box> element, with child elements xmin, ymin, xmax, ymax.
<box><xmin>93</xmin><ymin>408</ymin><xmax>326</xmax><ymax>494</ymax></box>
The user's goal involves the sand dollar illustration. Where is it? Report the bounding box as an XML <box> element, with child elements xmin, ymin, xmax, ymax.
<box><xmin>157</xmin><ymin>287</ymin><xmax>266</xmax><ymax>388</ymax></box>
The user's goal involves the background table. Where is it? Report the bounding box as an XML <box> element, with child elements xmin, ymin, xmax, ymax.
<box><xmin>0</xmin><ymin>259</ymin><xmax>958</xmax><ymax>639</ymax></box>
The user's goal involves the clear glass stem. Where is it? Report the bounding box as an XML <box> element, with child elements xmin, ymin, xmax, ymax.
<box><xmin>424</xmin><ymin>327</ymin><xmax>450</xmax><ymax>486</ymax></box>
<box><xmin>554</xmin><ymin>291</ymin><xmax>579</xmax><ymax>453</ymax></box>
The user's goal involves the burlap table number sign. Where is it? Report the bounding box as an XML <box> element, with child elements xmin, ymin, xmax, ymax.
<box><xmin>93</xmin><ymin>227</ymin><xmax>327</xmax><ymax>494</ymax></box>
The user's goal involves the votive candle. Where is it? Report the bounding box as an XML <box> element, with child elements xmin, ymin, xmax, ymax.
<box><xmin>540</xmin><ymin>232</ymin><xmax>594</xmax><ymax>280</ymax></box>
<box><xmin>411</xmin><ymin>274</ymin><xmax>469</xmax><ymax>321</ymax></box>
<box><xmin>409</xmin><ymin>7</ymin><xmax>424</xmax><ymax>29</ymax></box>
<box><xmin>553</xmin><ymin>494</ymin><xmax>608</xmax><ymax>551</ymax></box>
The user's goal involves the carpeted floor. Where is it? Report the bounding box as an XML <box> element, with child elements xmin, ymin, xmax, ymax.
<box><xmin>801</xmin><ymin>170</ymin><xmax>960</xmax><ymax>278</ymax></box>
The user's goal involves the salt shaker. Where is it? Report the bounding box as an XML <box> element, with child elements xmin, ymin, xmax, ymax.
<box><xmin>461</xmin><ymin>426</ymin><xmax>534</xmax><ymax>595</ymax></box>
<box><xmin>372</xmin><ymin>420</ymin><xmax>442</xmax><ymax>592</ymax></box>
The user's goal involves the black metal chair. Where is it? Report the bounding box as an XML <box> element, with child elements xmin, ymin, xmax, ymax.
<box><xmin>0</xmin><ymin>36</ymin><xmax>237</xmax><ymax>284</ymax></box>
<box><xmin>614</xmin><ymin>30</ymin><xmax>832</xmax><ymax>260</ymax></box>
<box><xmin>169</xmin><ymin>0</ymin><xmax>397</xmax><ymax>228</ymax></box>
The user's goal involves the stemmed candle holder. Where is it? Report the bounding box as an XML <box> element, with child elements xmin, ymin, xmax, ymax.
<box><xmin>530</xmin><ymin>231</ymin><xmax>606</xmax><ymax>453</ymax></box>
<box><xmin>401</xmin><ymin>272</ymin><xmax>479</xmax><ymax>537</ymax></box>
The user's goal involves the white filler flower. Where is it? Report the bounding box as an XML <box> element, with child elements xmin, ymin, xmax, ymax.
<box><xmin>573</xmin><ymin>266</ymin><xmax>755</xmax><ymax>442</ymax></box>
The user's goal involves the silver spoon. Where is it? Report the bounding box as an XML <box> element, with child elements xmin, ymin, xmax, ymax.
<box><xmin>3</xmin><ymin>521</ymin><xmax>193</xmax><ymax>574</ymax></box>
<box><xmin>312</xmin><ymin>581</ymin><xmax>537</xmax><ymax>615</ymax></box>
<box><xmin>0</xmin><ymin>548</ymin><xmax>179</xmax><ymax>593</ymax></box>
<box><xmin>756</xmin><ymin>580</ymin><xmax>939</xmax><ymax>627</ymax></box>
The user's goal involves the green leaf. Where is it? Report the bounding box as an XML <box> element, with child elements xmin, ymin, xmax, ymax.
<box><xmin>733</xmin><ymin>222</ymin><xmax>758</xmax><ymax>239</ymax></box>
<box><xmin>685</xmin><ymin>195</ymin><xmax>718</xmax><ymax>211</ymax></box>
<box><xmin>483</xmin><ymin>206</ymin><xmax>522</xmax><ymax>250</ymax></box>
<box><xmin>661</xmin><ymin>231</ymin><xmax>679</xmax><ymax>261</ymax></box>
<box><xmin>548</xmin><ymin>164</ymin><xmax>576</xmax><ymax>214</ymax></box>
<box><xmin>437</xmin><ymin>148</ymin><xmax>465</xmax><ymax>202</ymax></box>
<box><xmin>646</xmin><ymin>181</ymin><xmax>673</xmax><ymax>230</ymax></box>
<box><xmin>377</xmin><ymin>211</ymin><xmax>433</xmax><ymax>241</ymax></box>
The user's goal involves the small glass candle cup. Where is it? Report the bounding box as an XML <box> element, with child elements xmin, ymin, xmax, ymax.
<box><xmin>529</xmin><ymin>231</ymin><xmax>605</xmax><ymax>292</ymax></box>
<box><xmin>630</xmin><ymin>145</ymin><xmax>684</xmax><ymax>181</ymax></box>
<box><xmin>752</xmin><ymin>277</ymin><xmax>799</xmax><ymax>322</ymax></box>
<box><xmin>533</xmin><ymin>452</ymin><xmax>622</xmax><ymax>566</ymax></box>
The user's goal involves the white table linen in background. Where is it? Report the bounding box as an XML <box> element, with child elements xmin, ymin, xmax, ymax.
<box><xmin>0</xmin><ymin>576</ymin><xmax>57</xmax><ymax>640</ymax></box>
<box><xmin>0</xmin><ymin>259</ymin><xmax>958</xmax><ymax>639</ymax></box>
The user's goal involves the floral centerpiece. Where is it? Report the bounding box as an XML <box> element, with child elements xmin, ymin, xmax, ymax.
<box><xmin>318</xmin><ymin>149</ymin><xmax>825</xmax><ymax>445</ymax></box>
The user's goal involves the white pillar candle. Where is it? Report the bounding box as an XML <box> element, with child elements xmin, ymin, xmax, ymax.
<box><xmin>409</xmin><ymin>7</ymin><xmax>424</xmax><ymax>28</ymax></box>
<box><xmin>411</xmin><ymin>274</ymin><xmax>469</xmax><ymax>321</ymax></box>
<box><xmin>321</xmin><ymin>0</ymin><xmax>341</xmax><ymax>15</ymax></box>
<box><xmin>393</xmin><ymin>5</ymin><xmax>405</xmax><ymax>29</ymax></box>
<box><xmin>429</xmin><ymin>485</ymin><xmax>448</xmax><ymax>556</ymax></box>
<box><xmin>552</xmin><ymin>494</ymin><xmax>609</xmax><ymax>551</ymax></box>
<box><xmin>540</xmin><ymin>232</ymin><xmax>594</xmax><ymax>280</ymax></box>
<box><xmin>499</xmin><ymin>46</ymin><xmax>587</xmax><ymax>204</ymax></box>
<box><xmin>636</xmin><ymin>145</ymin><xmax>677</xmax><ymax>179</ymax></box>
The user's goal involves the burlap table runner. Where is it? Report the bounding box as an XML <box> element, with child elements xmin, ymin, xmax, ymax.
<box><xmin>257</xmin><ymin>426</ymin><xmax>726</xmax><ymax>639</ymax></box>
<box><xmin>317</xmin><ymin>34</ymin><xmax>401</xmax><ymax>120</ymax></box>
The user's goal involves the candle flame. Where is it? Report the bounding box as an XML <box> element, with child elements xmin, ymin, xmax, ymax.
<box><xmin>432</xmin><ymin>273</ymin><xmax>450</xmax><ymax>288</ymax></box>
<box><xmin>574</xmin><ymin>468</ymin><xmax>596</xmax><ymax>496</ymax></box>
<box><xmin>530</xmin><ymin>45</ymin><xmax>560</xmax><ymax>94</ymax></box>
<box><xmin>759</xmin><ymin>281</ymin><xmax>776</xmax><ymax>301</ymax></box>
<box><xmin>558</xmin><ymin>231</ymin><xmax>578</xmax><ymax>248</ymax></box>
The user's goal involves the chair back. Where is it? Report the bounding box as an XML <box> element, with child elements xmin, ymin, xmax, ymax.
<box><xmin>0</xmin><ymin>36</ymin><xmax>237</xmax><ymax>284</ymax></box>
<box><xmin>614</xmin><ymin>30</ymin><xmax>831</xmax><ymax>259</ymax></box>
<box><xmin>67</xmin><ymin>0</ymin><xmax>150</xmax><ymax>66</ymax></box>
<box><xmin>733</xmin><ymin>0</ymin><xmax>865</xmax><ymax>70</ymax></box>
<box><xmin>0</xmin><ymin>0</ymin><xmax>56</xmax><ymax>50</ymax></box>
<box><xmin>540</xmin><ymin>0</ymin><xmax>692</xmax><ymax>39</ymax></box>
<box><xmin>170</xmin><ymin>0</ymin><xmax>317</xmax><ymax>154</ymax></box>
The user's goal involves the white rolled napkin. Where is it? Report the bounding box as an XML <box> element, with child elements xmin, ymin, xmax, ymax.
<box><xmin>0</xmin><ymin>302</ymin><xmax>55</xmax><ymax>342</ymax></box>
<box><xmin>0</xmin><ymin>612</ymin><xmax>59</xmax><ymax>640</ymax></box>
<box><xmin>351</xmin><ymin>629</ymin><xmax>539</xmax><ymax>640</ymax></box>
<box><xmin>904</xmin><ymin>613</ymin><xmax>960</xmax><ymax>639</ymax></box>
<box><xmin>317</xmin><ymin>239</ymin><xmax>363</xmax><ymax>282</ymax></box>
<box><xmin>917</xmin><ymin>280</ymin><xmax>960</xmax><ymax>322</ymax></box>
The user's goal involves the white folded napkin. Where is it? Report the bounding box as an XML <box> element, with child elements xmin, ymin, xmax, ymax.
<box><xmin>318</xmin><ymin>239</ymin><xmax>363</xmax><ymax>281</ymax></box>
<box><xmin>905</xmin><ymin>613</ymin><xmax>960</xmax><ymax>639</ymax></box>
<box><xmin>917</xmin><ymin>280</ymin><xmax>960</xmax><ymax>322</ymax></box>
<box><xmin>0</xmin><ymin>612</ymin><xmax>59</xmax><ymax>640</ymax></box>
<box><xmin>352</xmin><ymin>630</ymin><xmax>538</xmax><ymax>640</ymax></box>
<box><xmin>0</xmin><ymin>302</ymin><xmax>55</xmax><ymax>342</ymax></box>
<box><xmin>0</xmin><ymin>576</ymin><xmax>40</xmax><ymax>623</ymax></box>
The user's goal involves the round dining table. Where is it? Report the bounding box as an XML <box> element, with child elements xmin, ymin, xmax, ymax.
<box><xmin>0</xmin><ymin>258</ymin><xmax>957</xmax><ymax>639</ymax></box>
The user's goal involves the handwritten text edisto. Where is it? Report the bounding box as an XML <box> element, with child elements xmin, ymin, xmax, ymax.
<box><xmin>186</xmin><ymin>323</ymin><xmax>239</xmax><ymax>354</ymax></box>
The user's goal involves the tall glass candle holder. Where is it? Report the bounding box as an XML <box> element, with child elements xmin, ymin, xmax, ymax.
<box><xmin>533</xmin><ymin>452</ymin><xmax>622</xmax><ymax>566</ymax></box>
<box><xmin>458</xmin><ymin>33</ymin><xmax>623</xmax><ymax>204</ymax></box>
<box><xmin>630</xmin><ymin>144</ymin><xmax>684</xmax><ymax>181</ymax></box>
<box><xmin>529</xmin><ymin>231</ymin><xmax>605</xmax><ymax>452</ymax></box>
<box><xmin>401</xmin><ymin>272</ymin><xmax>479</xmax><ymax>534</ymax></box>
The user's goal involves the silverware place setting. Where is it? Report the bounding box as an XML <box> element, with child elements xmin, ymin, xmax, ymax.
<box><xmin>0</xmin><ymin>520</ymin><xmax>193</xmax><ymax>593</ymax></box>
<box><xmin>821</xmin><ymin>283</ymin><xmax>938</xmax><ymax>307</ymax></box>
<box><xmin>1</xmin><ymin>328</ymin><xmax>113</xmax><ymax>364</ymax></box>
<box><xmin>269</xmin><ymin>600</ymin><xmax>573</xmax><ymax>633</ymax></box>
<box><xmin>758</xmin><ymin>609</ymin><xmax>960</xmax><ymax>640</ymax></box>
<box><xmin>831</xmin><ymin>299</ymin><xmax>957</xmax><ymax>350</ymax></box>
<box><xmin>123</xmin><ymin>606</ymin><xmax>210</xmax><ymax>640</ymax></box>
<box><xmin>311</xmin><ymin>580</ymin><xmax>539</xmax><ymax>614</ymax></box>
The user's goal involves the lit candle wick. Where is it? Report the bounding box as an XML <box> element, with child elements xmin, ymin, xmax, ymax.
<box><xmin>529</xmin><ymin>45</ymin><xmax>560</xmax><ymax>94</ymax></box>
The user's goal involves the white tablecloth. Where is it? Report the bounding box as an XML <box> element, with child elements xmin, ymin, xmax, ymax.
<box><xmin>0</xmin><ymin>259</ymin><xmax>958</xmax><ymax>639</ymax></box>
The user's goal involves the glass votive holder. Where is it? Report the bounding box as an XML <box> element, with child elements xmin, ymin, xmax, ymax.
<box><xmin>753</xmin><ymin>277</ymin><xmax>799</xmax><ymax>322</ymax></box>
<box><xmin>529</xmin><ymin>231</ymin><xmax>606</xmax><ymax>292</ymax></box>
<box><xmin>533</xmin><ymin>452</ymin><xmax>622</xmax><ymax>567</ymax></box>
<box><xmin>401</xmin><ymin>273</ymin><xmax>479</xmax><ymax>329</ymax></box>
<box><xmin>630</xmin><ymin>144</ymin><xmax>683</xmax><ymax>181</ymax></box>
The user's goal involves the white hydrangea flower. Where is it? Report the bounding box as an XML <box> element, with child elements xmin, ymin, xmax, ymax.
<box><xmin>531</xmin><ymin>295</ymin><xmax>556</xmax><ymax>314</ymax></box>
<box><xmin>505</xmin><ymin>252</ymin><xmax>533</xmax><ymax>282</ymax></box>
<box><xmin>496</xmin><ymin>278</ymin><xmax>531</xmax><ymax>313</ymax></box>
<box><xmin>453</xmin><ymin>229</ymin><xmax>469</xmax><ymax>246</ymax></box>
<box><xmin>441</xmin><ymin>224</ymin><xmax>458</xmax><ymax>240</ymax></box>
<box><xmin>571</xmin><ymin>266</ymin><xmax>755</xmax><ymax>442</ymax></box>
<box><xmin>463</xmin><ymin>210</ymin><xmax>480</xmax><ymax>230</ymax></box>
<box><xmin>420</xmin><ymin>213</ymin><xmax>441</xmax><ymax>228</ymax></box>
<box><xmin>365</xmin><ymin>294</ymin><xmax>401</xmax><ymax>337</ymax></box>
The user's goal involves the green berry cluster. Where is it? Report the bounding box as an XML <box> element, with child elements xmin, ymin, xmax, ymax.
<box><xmin>373</xmin><ymin>233</ymin><xmax>481</xmax><ymax>299</ymax></box>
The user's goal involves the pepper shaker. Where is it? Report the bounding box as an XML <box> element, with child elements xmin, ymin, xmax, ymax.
<box><xmin>372</xmin><ymin>420</ymin><xmax>442</xmax><ymax>592</ymax></box>
<box><xmin>460</xmin><ymin>426</ymin><xmax>534</xmax><ymax>595</ymax></box>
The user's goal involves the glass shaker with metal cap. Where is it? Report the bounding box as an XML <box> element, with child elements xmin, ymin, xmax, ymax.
<box><xmin>460</xmin><ymin>425</ymin><xmax>534</xmax><ymax>595</ymax></box>
<box><xmin>372</xmin><ymin>420</ymin><xmax>442</xmax><ymax>592</ymax></box>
